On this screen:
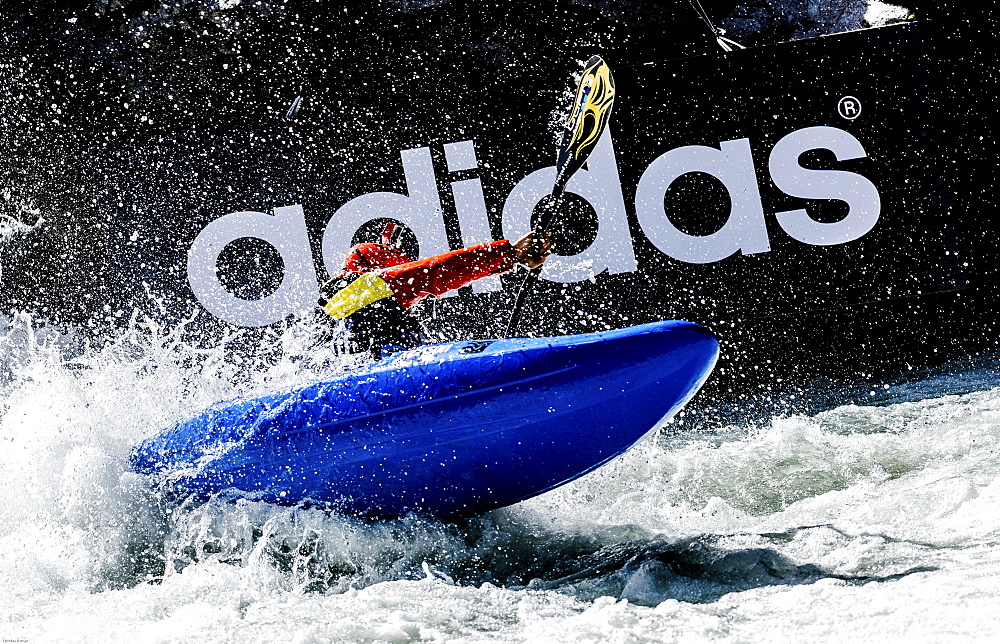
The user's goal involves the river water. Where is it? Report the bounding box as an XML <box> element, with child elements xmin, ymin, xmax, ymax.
<box><xmin>2</xmin><ymin>311</ymin><xmax>999</xmax><ymax>643</ymax></box>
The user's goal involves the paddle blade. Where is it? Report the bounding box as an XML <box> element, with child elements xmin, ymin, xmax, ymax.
<box><xmin>553</xmin><ymin>55</ymin><xmax>616</xmax><ymax>195</ymax></box>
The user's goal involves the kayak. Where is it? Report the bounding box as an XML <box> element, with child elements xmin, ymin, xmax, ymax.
<box><xmin>131</xmin><ymin>320</ymin><xmax>719</xmax><ymax>518</ymax></box>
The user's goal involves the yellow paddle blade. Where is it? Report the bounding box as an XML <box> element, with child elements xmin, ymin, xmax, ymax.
<box><xmin>556</xmin><ymin>55</ymin><xmax>615</xmax><ymax>188</ymax></box>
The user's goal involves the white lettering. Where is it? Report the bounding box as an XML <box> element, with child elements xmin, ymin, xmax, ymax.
<box><xmin>501</xmin><ymin>129</ymin><xmax>637</xmax><ymax>283</ymax></box>
<box><xmin>186</xmin><ymin>205</ymin><xmax>317</xmax><ymax>326</ymax></box>
<box><xmin>321</xmin><ymin>146</ymin><xmax>450</xmax><ymax>276</ymax></box>
<box><xmin>769</xmin><ymin>126</ymin><xmax>881</xmax><ymax>245</ymax></box>
<box><xmin>185</xmin><ymin>126</ymin><xmax>883</xmax><ymax>326</ymax></box>
<box><xmin>635</xmin><ymin>138</ymin><xmax>770</xmax><ymax>264</ymax></box>
<box><xmin>447</xmin><ymin>140</ymin><xmax>500</xmax><ymax>293</ymax></box>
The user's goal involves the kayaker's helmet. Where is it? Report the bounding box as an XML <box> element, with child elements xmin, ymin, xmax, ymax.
<box><xmin>339</xmin><ymin>221</ymin><xmax>413</xmax><ymax>274</ymax></box>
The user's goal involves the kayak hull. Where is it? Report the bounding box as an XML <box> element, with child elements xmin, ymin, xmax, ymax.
<box><xmin>132</xmin><ymin>320</ymin><xmax>719</xmax><ymax>517</ymax></box>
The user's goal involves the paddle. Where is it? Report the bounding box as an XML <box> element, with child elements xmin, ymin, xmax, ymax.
<box><xmin>505</xmin><ymin>55</ymin><xmax>616</xmax><ymax>337</ymax></box>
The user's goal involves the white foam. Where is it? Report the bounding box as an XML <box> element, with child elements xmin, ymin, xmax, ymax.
<box><xmin>4</xmin><ymin>312</ymin><xmax>1000</xmax><ymax>642</ymax></box>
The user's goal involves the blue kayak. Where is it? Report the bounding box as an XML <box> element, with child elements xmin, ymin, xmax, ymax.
<box><xmin>131</xmin><ymin>320</ymin><xmax>718</xmax><ymax>518</ymax></box>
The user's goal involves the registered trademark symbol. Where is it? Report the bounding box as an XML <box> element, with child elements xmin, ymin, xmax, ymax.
<box><xmin>838</xmin><ymin>96</ymin><xmax>862</xmax><ymax>120</ymax></box>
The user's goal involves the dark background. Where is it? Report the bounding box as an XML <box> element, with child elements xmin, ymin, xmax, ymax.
<box><xmin>1</xmin><ymin>1</ymin><xmax>995</xmax><ymax>404</ymax></box>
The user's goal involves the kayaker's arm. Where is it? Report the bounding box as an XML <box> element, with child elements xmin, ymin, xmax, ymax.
<box><xmin>379</xmin><ymin>240</ymin><xmax>515</xmax><ymax>308</ymax></box>
<box><xmin>380</xmin><ymin>233</ymin><xmax>551</xmax><ymax>308</ymax></box>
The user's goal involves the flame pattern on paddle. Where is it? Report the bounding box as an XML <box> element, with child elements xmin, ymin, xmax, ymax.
<box><xmin>554</xmin><ymin>55</ymin><xmax>616</xmax><ymax>193</ymax></box>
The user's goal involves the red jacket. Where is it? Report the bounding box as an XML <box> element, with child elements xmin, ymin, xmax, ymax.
<box><xmin>320</xmin><ymin>240</ymin><xmax>515</xmax><ymax>320</ymax></box>
<box><xmin>379</xmin><ymin>240</ymin><xmax>515</xmax><ymax>307</ymax></box>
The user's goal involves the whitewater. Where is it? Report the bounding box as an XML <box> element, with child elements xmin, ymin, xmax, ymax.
<box><xmin>2</xmin><ymin>311</ymin><xmax>999</xmax><ymax>643</ymax></box>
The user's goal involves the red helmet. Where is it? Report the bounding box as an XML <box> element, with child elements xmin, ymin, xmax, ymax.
<box><xmin>339</xmin><ymin>243</ymin><xmax>413</xmax><ymax>274</ymax></box>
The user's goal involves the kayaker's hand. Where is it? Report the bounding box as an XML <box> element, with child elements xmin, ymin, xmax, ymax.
<box><xmin>512</xmin><ymin>231</ymin><xmax>552</xmax><ymax>269</ymax></box>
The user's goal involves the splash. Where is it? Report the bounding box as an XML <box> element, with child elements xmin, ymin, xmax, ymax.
<box><xmin>0</xmin><ymin>190</ymin><xmax>43</xmax><ymax>242</ymax></box>
<box><xmin>3</xmin><ymin>312</ymin><xmax>1000</xmax><ymax>642</ymax></box>
<box><xmin>0</xmin><ymin>310</ymin><xmax>364</xmax><ymax>595</ymax></box>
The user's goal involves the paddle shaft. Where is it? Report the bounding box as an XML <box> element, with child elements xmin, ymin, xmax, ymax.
<box><xmin>504</xmin><ymin>188</ymin><xmax>565</xmax><ymax>337</ymax></box>
<box><xmin>504</xmin><ymin>55</ymin><xmax>614</xmax><ymax>338</ymax></box>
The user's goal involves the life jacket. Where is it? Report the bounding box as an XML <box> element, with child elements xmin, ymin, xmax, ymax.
<box><xmin>317</xmin><ymin>228</ymin><xmax>517</xmax><ymax>358</ymax></box>
<box><xmin>317</xmin><ymin>243</ymin><xmax>423</xmax><ymax>359</ymax></box>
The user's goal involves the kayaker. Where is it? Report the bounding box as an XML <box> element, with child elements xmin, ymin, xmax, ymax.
<box><xmin>317</xmin><ymin>221</ymin><xmax>551</xmax><ymax>357</ymax></box>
